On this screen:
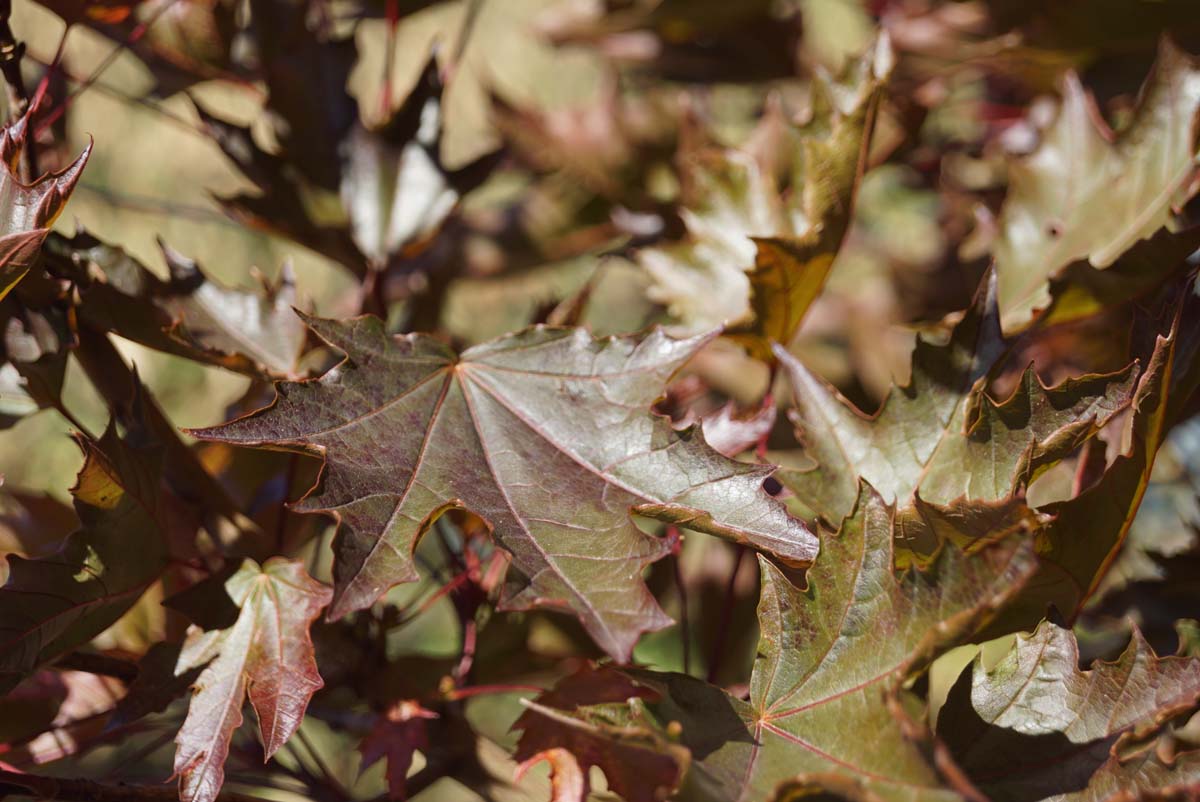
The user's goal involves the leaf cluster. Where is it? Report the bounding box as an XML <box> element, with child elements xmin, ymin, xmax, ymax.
<box><xmin>1</xmin><ymin>3</ymin><xmax>1199</xmax><ymax>802</ymax></box>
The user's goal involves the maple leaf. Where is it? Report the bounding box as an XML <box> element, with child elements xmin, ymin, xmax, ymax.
<box><xmin>993</xmin><ymin>37</ymin><xmax>1200</xmax><ymax>331</ymax></box>
<box><xmin>937</xmin><ymin>621</ymin><xmax>1200</xmax><ymax>801</ymax></box>
<box><xmin>640</xmin><ymin>35</ymin><xmax>891</xmax><ymax>351</ymax></box>
<box><xmin>193</xmin><ymin>319</ymin><xmax>815</xmax><ymax>661</ymax></box>
<box><xmin>48</xmin><ymin>230</ymin><xmax>307</xmax><ymax>377</ymax></box>
<box><xmin>0</xmin><ymin>421</ymin><xmax>166</xmax><ymax>694</ymax></box>
<box><xmin>192</xmin><ymin>102</ymin><xmax>365</xmax><ymax>275</ymax></box>
<box><xmin>173</xmin><ymin>557</ymin><xmax>332</xmax><ymax>802</ymax></box>
<box><xmin>1097</xmin><ymin>415</ymin><xmax>1200</xmax><ymax>595</ymax></box>
<box><xmin>775</xmin><ymin>271</ymin><xmax>1137</xmax><ymax>530</ymax></box>
<box><xmin>1047</xmin><ymin>749</ymin><xmax>1200</xmax><ymax>802</ymax></box>
<box><xmin>524</xmin><ymin>485</ymin><xmax>1038</xmax><ymax>801</ymax></box>
<box><xmin>108</xmin><ymin>642</ymin><xmax>204</xmax><ymax>731</ymax></box>
<box><xmin>0</xmin><ymin>115</ymin><xmax>91</xmax><ymax>303</ymax></box>
<box><xmin>359</xmin><ymin>700</ymin><xmax>438</xmax><ymax>800</ymax></box>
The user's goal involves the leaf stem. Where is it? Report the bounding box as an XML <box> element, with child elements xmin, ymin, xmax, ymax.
<box><xmin>443</xmin><ymin>683</ymin><xmax>542</xmax><ymax>701</ymax></box>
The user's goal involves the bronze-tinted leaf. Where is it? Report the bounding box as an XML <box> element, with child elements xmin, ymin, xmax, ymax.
<box><xmin>514</xmin><ymin>666</ymin><xmax>687</xmax><ymax>802</ymax></box>
<box><xmin>173</xmin><ymin>558</ymin><xmax>332</xmax><ymax>802</ymax></box>
<box><xmin>193</xmin><ymin>320</ymin><xmax>815</xmax><ymax>661</ymax></box>
<box><xmin>51</xmin><ymin>231</ymin><xmax>306</xmax><ymax>377</ymax></box>
<box><xmin>0</xmin><ymin>422</ymin><xmax>166</xmax><ymax>693</ymax></box>
<box><xmin>531</xmin><ymin>485</ymin><xmax>1037</xmax><ymax>801</ymax></box>
<box><xmin>0</xmin><ymin>115</ymin><xmax>90</xmax><ymax>302</ymax></box>
<box><xmin>938</xmin><ymin>622</ymin><xmax>1200</xmax><ymax>801</ymax></box>
<box><xmin>359</xmin><ymin>700</ymin><xmax>438</xmax><ymax>800</ymax></box>
<box><xmin>1002</xmin><ymin>283</ymin><xmax>1200</xmax><ymax>628</ymax></box>
<box><xmin>641</xmin><ymin>36</ymin><xmax>891</xmax><ymax>347</ymax></box>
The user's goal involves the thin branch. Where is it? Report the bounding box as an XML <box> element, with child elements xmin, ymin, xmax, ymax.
<box><xmin>34</xmin><ymin>0</ymin><xmax>180</xmax><ymax>135</ymax></box>
<box><xmin>53</xmin><ymin>651</ymin><xmax>139</xmax><ymax>683</ymax></box>
<box><xmin>293</xmin><ymin>727</ymin><xmax>351</xmax><ymax>801</ymax></box>
<box><xmin>443</xmin><ymin>683</ymin><xmax>542</xmax><ymax>701</ymax></box>
<box><xmin>668</xmin><ymin>527</ymin><xmax>692</xmax><ymax>675</ymax></box>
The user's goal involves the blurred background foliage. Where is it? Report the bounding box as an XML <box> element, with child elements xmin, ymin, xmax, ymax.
<box><xmin>2</xmin><ymin>0</ymin><xmax>1199</xmax><ymax>799</ymax></box>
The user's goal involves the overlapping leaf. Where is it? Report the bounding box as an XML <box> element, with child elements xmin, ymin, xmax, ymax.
<box><xmin>640</xmin><ymin>36</ymin><xmax>891</xmax><ymax>352</ymax></box>
<box><xmin>938</xmin><ymin>622</ymin><xmax>1200</xmax><ymax>801</ymax></box>
<box><xmin>49</xmin><ymin>231</ymin><xmax>306</xmax><ymax>376</ymax></box>
<box><xmin>523</xmin><ymin>485</ymin><xmax>1037</xmax><ymax>801</ymax></box>
<box><xmin>340</xmin><ymin>57</ymin><xmax>500</xmax><ymax>268</ymax></box>
<box><xmin>1002</xmin><ymin>284</ymin><xmax>1200</xmax><ymax>628</ymax></box>
<box><xmin>194</xmin><ymin>319</ymin><xmax>815</xmax><ymax>661</ymax></box>
<box><xmin>776</xmin><ymin>271</ymin><xmax>1136</xmax><ymax>530</ymax></box>
<box><xmin>994</xmin><ymin>37</ymin><xmax>1200</xmax><ymax>330</ymax></box>
<box><xmin>514</xmin><ymin>666</ymin><xmax>689</xmax><ymax>802</ymax></box>
<box><xmin>173</xmin><ymin>557</ymin><xmax>331</xmax><ymax>802</ymax></box>
<box><xmin>0</xmin><ymin>421</ymin><xmax>166</xmax><ymax>693</ymax></box>
<box><xmin>0</xmin><ymin>115</ymin><xmax>90</xmax><ymax>303</ymax></box>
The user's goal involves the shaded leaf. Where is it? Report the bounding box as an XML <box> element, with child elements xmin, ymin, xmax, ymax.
<box><xmin>50</xmin><ymin>230</ymin><xmax>306</xmax><ymax>376</ymax></box>
<box><xmin>193</xmin><ymin>102</ymin><xmax>364</xmax><ymax>274</ymax></box>
<box><xmin>1098</xmin><ymin>415</ymin><xmax>1200</xmax><ymax>595</ymax></box>
<box><xmin>641</xmin><ymin>36</ymin><xmax>891</xmax><ymax>345</ymax></box>
<box><xmin>1046</xmin><ymin>747</ymin><xmax>1200</xmax><ymax>802</ymax></box>
<box><xmin>994</xmin><ymin>38</ymin><xmax>1200</xmax><ymax>330</ymax></box>
<box><xmin>514</xmin><ymin>665</ymin><xmax>688</xmax><ymax>802</ymax></box>
<box><xmin>193</xmin><ymin>320</ymin><xmax>815</xmax><ymax>661</ymax></box>
<box><xmin>0</xmin><ymin>422</ymin><xmax>166</xmax><ymax>694</ymax></box>
<box><xmin>0</xmin><ymin>115</ymin><xmax>90</xmax><ymax>302</ymax></box>
<box><xmin>1003</xmin><ymin>284</ymin><xmax>1200</xmax><ymax>628</ymax></box>
<box><xmin>1042</xmin><ymin>227</ymin><xmax>1200</xmax><ymax>329</ymax></box>
<box><xmin>248</xmin><ymin>0</ymin><xmax>358</xmax><ymax>192</ymax></box>
<box><xmin>108</xmin><ymin>642</ymin><xmax>205</xmax><ymax>731</ymax></box>
<box><xmin>0</xmin><ymin>296</ymin><xmax>72</xmax><ymax>428</ymax></box>
<box><xmin>359</xmin><ymin>700</ymin><xmax>438</xmax><ymax>800</ymax></box>
<box><xmin>938</xmin><ymin>622</ymin><xmax>1200</xmax><ymax>801</ymax></box>
<box><xmin>173</xmin><ymin>557</ymin><xmax>332</xmax><ymax>802</ymax></box>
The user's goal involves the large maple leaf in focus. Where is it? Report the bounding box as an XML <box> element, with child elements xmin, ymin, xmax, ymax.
<box><xmin>194</xmin><ymin>319</ymin><xmax>815</xmax><ymax>661</ymax></box>
<box><xmin>516</xmin><ymin>485</ymin><xmax>1037</xmax><ymax>801</ymax></box>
